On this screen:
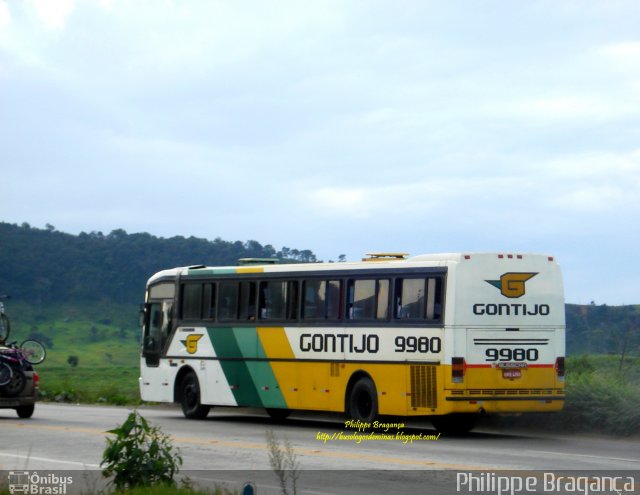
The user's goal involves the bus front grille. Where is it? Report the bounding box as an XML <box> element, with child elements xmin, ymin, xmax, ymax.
<box><xmin>410</xmin><ymin>365</ymin><xmax>437</xmax><ymax>409</ymax></box>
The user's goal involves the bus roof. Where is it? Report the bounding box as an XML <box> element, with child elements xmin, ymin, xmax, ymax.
<box><xmin>146</xmin><ymin>252</ymin><xmax>558</xmax><ymax>286</ymax></box>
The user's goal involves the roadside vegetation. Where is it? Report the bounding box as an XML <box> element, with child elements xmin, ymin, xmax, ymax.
<box><xmin>550</xmin><ymin>355</ymin><xmax>640</xmax><ymax>435</ymax></box>
<box><xmin>489</xmin><ymin>355</ymin><xmax>640</xmax><ymax>436</ymax></box>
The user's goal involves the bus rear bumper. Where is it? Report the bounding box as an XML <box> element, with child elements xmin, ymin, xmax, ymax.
<box><xmin>443</xmin><ymin>394</ymin><xmax>565</xmax><ymax>413</ymax></box>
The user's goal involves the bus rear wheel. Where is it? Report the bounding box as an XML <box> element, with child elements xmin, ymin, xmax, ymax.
<box><xmin>180</xmin><ymin>372</ymin><xmax>210</xmax><ymax>419</ymax></box>
<box><xmin>347</xmin><ymin>377</ymin><xmax>378</xmax><ymax>423</ymax></box>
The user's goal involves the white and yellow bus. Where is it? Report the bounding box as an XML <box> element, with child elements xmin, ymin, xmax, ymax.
<box><xmin>139</xmin><ymin>252</ymin><xmax>565</xmax><ymax>433</ymax></box>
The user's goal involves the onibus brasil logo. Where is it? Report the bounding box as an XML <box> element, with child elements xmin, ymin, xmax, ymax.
<box><xmin>8</xmin><ymin>471</ymin><xmax>73</xmax><ymax>494</ymax></box>
<box><xmin>485</xmin><ymin>272</ymin><xmax>538</xmax><ymax>298</ymax></box>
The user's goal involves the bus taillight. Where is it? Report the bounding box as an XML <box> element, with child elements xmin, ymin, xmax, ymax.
<box><xmin>452</xmin><ymin>357</ymin><xmax>466</xmax><ymax>383</ymax></box>
<box><xmin>555</xmin><ymin>357</ymin><xmax>565</xmax><ymax>381</ymax></box>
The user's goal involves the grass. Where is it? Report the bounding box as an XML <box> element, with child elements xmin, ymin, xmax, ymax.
<box><xmin>38</xmin><ymin>366</ymin><xmax>141</xmax><ymax>405</ymax></box>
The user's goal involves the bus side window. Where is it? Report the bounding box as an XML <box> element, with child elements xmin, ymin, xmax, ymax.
<box><xmin>348</xmin><ymin>279</ymin><xmax>375</xmax><ymax>319</ymax></box>
<box><xmin>377</xmin><ymin>279</ymin><xmax>390</xmax><ymax>320</ymax></box>
<box><xmin>347</xmin><ymin>279</ymin><xmax>389</xmax><ymax>320</ymax></box>
<box><xmin>258</xmin><ymin>280</ymin><xmax>300</xmax><ymax>321</ymax></box>
<box><xmin>204</xmin><ymin>283</ymin><xmax>216</xmax><ymax>320</ymax></box>
<box><xmin>326</xmin><ymin>280</ymin><xmax>341</xmax><ymax>319</ymax></box>
<box><xmin>394</xmin><ymin>277</ymin><xmax>443</xmax><ymax>321</ymax></box>
<box><xmin>287</xmin><ymin>281</ymin><xmax>299</xmax><ymax>320</ymax></box>
<box><xmin>303</xmin><ymin>280</ymin><xmax>326</xmax><ymax>320</ymax></box>
<box><xmin>396</xmin><ymin>278</ymin><xmax>425</xmax><ymax>319</ymax></box>
<box><xmin>425</xmin><ymin>277</ymin><xmax>443</xmax><ymax>321</ymax></box>
<box><xmin>219</xmin><ymin>282</ymin><xmax>239</xmax><ymax>321</ymax></box>
<box><xmin>181</xmin><ymin>283</ymin><xmax>202</xmax><ymax>320</ymax></box>
<box><xmin>259</xmin><ymin>281</ymin><xmax>288</xmax><ymax>320</ymax></box>
<box><xmin>239</xmin><ymin>281</ymin><xmax>257</xmax><ymax>320</ymax></box>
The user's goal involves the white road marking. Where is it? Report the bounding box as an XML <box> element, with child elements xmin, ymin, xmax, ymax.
<box><xmin>0</xmin><ymin>452</ymin><xmax>100</xmax><ymax>468</ymax></box>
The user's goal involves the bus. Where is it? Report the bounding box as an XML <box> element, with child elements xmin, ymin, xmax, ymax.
<box><xmin>139</xmin><ymin>252</ymin><xmax>565</xmax><ymax>433</ymax></box>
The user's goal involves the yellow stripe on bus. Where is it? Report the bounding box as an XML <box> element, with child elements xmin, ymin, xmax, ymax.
<box><xmin>257</xmin><ymin>327</ymin><xmax>297</xmax><ymax>408</ymax></box>
<box><xmin>236</xmin><ymin>267</ymin><xmax>265</xmax><ymax>274</ymax></box>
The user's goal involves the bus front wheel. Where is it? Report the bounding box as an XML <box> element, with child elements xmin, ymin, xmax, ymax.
<box><xmin>347</xmin><ymin>377</ymin><xmax>378</xmax><ymax>423</ymax></box>
<box><xmin>180</xmin><ymin>372</ymin><xmax>210</xmax><ymax>419</ymax></box>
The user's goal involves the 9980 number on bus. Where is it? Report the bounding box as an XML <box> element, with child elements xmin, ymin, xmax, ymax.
<box><xmin>485</xmin><ymin>348</ymin><xmax>539</xmax><ymax>362</ymax></box>
<box><xmin>394</xmin><ymin>336</ymin><xmax>441</xmax><ymax>353</ymax></box>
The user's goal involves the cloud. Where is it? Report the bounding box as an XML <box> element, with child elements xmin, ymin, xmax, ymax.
<box><xmin>597</xmin><ymin>41</ymin><xmax>640</xmax><ymax>63</ymax></box>
<box><xmin>31</xmin><ymin>0</ymin><xmax>77</xmax><ymax>30</ymax></box>
<box><xmin>0</xmin><ymin>2</ymin><xmax>10</xmax><ymax>28</ymax></box>
<box><xmin>515</xmin><ymin>96</ymin><xmax>624</xmax><ymax>121</ymax></box>
<box><xmin>542</xmin><ymin>150</ymin><xmax>640</xmax><ymax>213</ymax></box>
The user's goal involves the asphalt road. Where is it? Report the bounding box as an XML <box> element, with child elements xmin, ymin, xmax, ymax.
<box><xmin>0</xmin><ymin>404</ymin><xmax>638</xmax><ymax>494</ymax></box>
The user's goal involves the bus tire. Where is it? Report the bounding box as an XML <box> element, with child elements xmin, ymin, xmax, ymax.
<box><xmin>430</xmin><ymin>414</ymin><xmax>478</xmax><ymax>435</ymax></box>
<box><xmin>347</xmin><ymin>377</ymin><xmax>378</xmax><ymax>423</ymax></box>
<box><xmin>180</xmin><ymin>372</ymin><xmax>210</xmax><ymax>419</ymax></box>
<box><xmin>266</xmin><ymin>408</ymin><xmax>291</xmax><ymax>421</ymax></box>
<box><xmin>16</xmin><ymin>404</ymin><xmax>34</xmax><ymax>418</ymax></box>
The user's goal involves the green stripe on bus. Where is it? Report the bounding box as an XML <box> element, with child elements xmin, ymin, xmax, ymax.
<box><xmin>187</xmin><ymin>268</ymin><xmax>237</xmax><ymax>276</ymax></box>
<box><xmin>234</xmin><ymin>328</ymin><xmax>287</xmax><ymax>409</ymax></box>
<box><xmin>207</xmin><ymin>327</ymin><xmax>261</xmax><ymax>406</ymax></box>
<box><xmin>207</xmin><ymin>327</ymin><xmax>287</xmax><ymax>409</ymax></box>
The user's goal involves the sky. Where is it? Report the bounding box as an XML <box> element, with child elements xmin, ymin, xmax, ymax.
<box><xmin>1</xmin><ymin>0</ymin><xmax>639</xmax><ymax>305</ymax></box>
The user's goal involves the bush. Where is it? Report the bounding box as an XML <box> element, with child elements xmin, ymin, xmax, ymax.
<box><xmin>101</xmin><ymin>411</ymin><xmax>182</xmax><ymax>490</ymax></box>
<box><xmin>562</xmin><ymin>371</ymin><xmax>640</xmax><ymax>435</ymax></box>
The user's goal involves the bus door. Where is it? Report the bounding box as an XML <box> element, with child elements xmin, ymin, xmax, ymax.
<box><xmin>142</xmin><ymin>301</ymin><xmax>174</xmax><ymax>367</ymax></box>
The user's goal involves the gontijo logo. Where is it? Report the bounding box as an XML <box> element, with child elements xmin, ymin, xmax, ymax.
<box><xmin>485</xmin><ymin>272</ymin><xmax>537</xmax><ymax>299</ymax></box>
<box><xmin>181</xmin><ymin>334</ymin><xmax>203</xmax><ymax>354</ymax></box>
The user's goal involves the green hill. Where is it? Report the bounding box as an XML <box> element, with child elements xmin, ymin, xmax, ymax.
<box><xmin>0</xmin><ymin>221</ymin><xmax>317</xmax><ymax>305</ymax></box>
